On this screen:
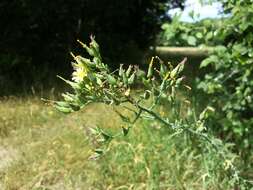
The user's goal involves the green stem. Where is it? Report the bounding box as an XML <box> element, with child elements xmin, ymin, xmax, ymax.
<box><xmin>138</xmin><ymin>104</ymin><xmax>173</xmax><ymax>127</ymax></box>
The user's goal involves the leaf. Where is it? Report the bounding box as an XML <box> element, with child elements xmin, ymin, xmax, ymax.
<box><xmin>122</xmin><ymin>126</ymin><xmax>129</xmax><ymax>136</ymax></box>
<box><xmin>200</xmin><ymin>59</ymin><xmax>212</xmax><ymax>68</ymax></box>
<box><xmin>122</xmin><ymin>72</ymin><xmax>128</xmax><ymax>86</ymax></box>
<box><xmin>94</xmin><ymin>148</ymin><xmax>104</xmax><ymax>154</ymax></box>
<box><xmin>196</xmin><ymin>32</ymin><xmax>203</xmax><ymax>39</ymax></box>
<box><xmin>187</xmin><ymin>36</ymin><xmax>197</xmax><ymax>46</ymax></box>
<box><xmin>107</xmin><ymin>75</ymin><xmax>117</xmax><ymax>85</ymax></box>
<box><xmin>119</xmin><ymin>64</ymin><xmax>124</xmax><ymax>76</ymax></box>
<box><xmin>161</xmin><ymin>23</ymin><xmax>170</xmax><ymax>30</ymax></box>
<box><xmin>176</xmin><ymin>76</ymin><xmax>185</xmax><ymax>85</ymax></box>
<box><xmin>55</xmin><ymin>105</ymin><xmax>73</xmax><ymax>114</ymax></box>
<box><xmin>62</xmin><ymin>93</ymin><xmax>75</xmax><ymax>102</ymax></box>
<box><xmin>101</xmin><ymin>131</ymin><xmax>112</xmax><ymax>142</ymax></box>
<box><xmin>147</xmin><ymin>57</ymin><xmax>154</xmax><ymax>78</ymax></box>
<box><xmin>77</xmin><ymin>40</ymin><xmax>94</xmax><ymax>57</ymax></box>
<box><xmin>57</xmin><ymin>75</ymin><xmax>80</xmax><ymax>89</ymax></box>
<box><xmin>200</xmin><ymin>55</ymin><xmax>219</xmax><ymax>68</ymax></box>
<box><xmin>159</xmin><ymin>63</ymin><xmax>166</xmax><ymax>77</ymax></box>
<box><xmin>55</xmin><ymin>101</ymin><xmax>70</xmax><ymax>107</ymax></box>
<box><xmin>126</xmin><ymin>65</ymin><xmax>133</xmax><ymax>77</ymax></box>
<box><xmin>128</xmin><ymin>72</ymin><xmax>135</xmax><ymax>85</ymax></box>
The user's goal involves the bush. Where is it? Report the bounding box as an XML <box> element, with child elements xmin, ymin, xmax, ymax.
<box><xmin>157</xmin><ymin>0</ymin><xmax>253</xmax><ymax>162</ymax></box>
<box><xmin>198</xmin><ymin>0</ymin><xmax>253</xmax><ymax>158</ymax></box>
<box><xmin>158</xmin><ymin>15</ymin><xmax>225</xmax><ymax>47</ymax></box>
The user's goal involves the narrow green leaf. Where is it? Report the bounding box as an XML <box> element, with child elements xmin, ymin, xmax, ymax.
<box><xmin>122</xmin><ymin>126</ymin><xmax>129</xmax><ymax>136</ymax></box>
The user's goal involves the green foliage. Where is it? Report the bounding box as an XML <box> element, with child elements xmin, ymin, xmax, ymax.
<box><xmin>198</xmin><ymin>0</ymin><xmax>253</xmax><ymax>156</ymax></box>
<box><xmin>54</xmin><ymin>38</ymin><xmax>251</xmax><ymax>188</ymax></box>
<box><xmin>158</xmin><ymin>15</ymin><xmax>225</xmax><ymax>46</ymax></box>
<box><xmin>157</xmin><ymin>0</ymin><xmax>253</xmax><ymax>165</ymax></box>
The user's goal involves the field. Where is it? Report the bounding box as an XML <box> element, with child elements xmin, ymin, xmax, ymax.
<box><xmin>2</xmin><ymin>0</ymin><xmax>253</xmax><ymax>189</ymax></box>
<box><xmin>0</xmin><ymin>94</ymin><xmax>238</xmax><ymax>190</ymax></box>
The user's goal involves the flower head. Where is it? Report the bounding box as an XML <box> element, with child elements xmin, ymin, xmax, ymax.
<box><xmin>72</xmin><ymin>66</ymin><xmax>88</xmax><ymax>82</ymax></box>
<box><xmin>71</xmin><ymin>53</ymin><xmax>89</xmax><ymax>83</ymax></box>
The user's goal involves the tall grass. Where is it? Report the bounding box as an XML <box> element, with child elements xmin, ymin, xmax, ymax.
<box><xmin>0</xmin><ymin>96</ymin><xmax>245</xmax><ymax>189</ymax></box>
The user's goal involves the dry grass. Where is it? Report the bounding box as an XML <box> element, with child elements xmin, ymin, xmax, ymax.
<box><xmin>0</xmin><ymin>96</ymin><xmax>235</xmax><ymax>189</ymax></box>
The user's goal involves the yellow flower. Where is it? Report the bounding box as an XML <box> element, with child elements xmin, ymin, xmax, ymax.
<box><xmin>70</xmin><ymin>52</ymin><xmax>90</xmax><ymax>83</ymax></box>
<box><xmin>72</xmin><ymin>66</ymin><xmax>87</xmax><ymax>82</ymax></box>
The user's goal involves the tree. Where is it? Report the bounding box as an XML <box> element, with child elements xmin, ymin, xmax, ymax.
<box><xmin>0</xmin><ymin>0</ymin><xmax>185</xmax><ymax>94</ymax></box>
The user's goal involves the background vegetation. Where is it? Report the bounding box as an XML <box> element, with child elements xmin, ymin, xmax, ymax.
<box><xmin>159</xmin><ymin>0</ymin><xmax>253</xmax><ymax>167</ymax></box>
<box><xmin>158</xmin><ymin>16</ymin><xmax>225</xmax><ymax>47</ymax></box>
<box><xmin>0</xmin><ymin>0</ymin><xmax>184</xmax><ymax>95</ymax></box>
<box><xmin>0</xmin><ymin>0</ymin><xmax>253</xmax><ymax>189</ymax></box>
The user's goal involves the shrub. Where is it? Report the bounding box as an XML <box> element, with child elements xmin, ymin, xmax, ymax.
<box><xmin>157</xmin><ymin>0</ymin><xmax>253</xmax><ymax>163</ymax></box>
<box><xmin>198</xmin><ymin>0</ymin><xmax>253</xmax><ymax>158</ymax></box>
<box><xmin>158</xmin><ymin>15</ymin><xmax>225</xmax><ymax>47</ymax></box>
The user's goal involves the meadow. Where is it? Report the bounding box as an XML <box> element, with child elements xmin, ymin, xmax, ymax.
<box><xmin>0</xmin><ymin>93</ymin><xmax>244</xmax><ymax>190</ymax></box>
<box><xmin>0</xmin><ymin>45</ymin><xmax>251</xmax><ymax>190</ymax></box>
<box><xmin>1</xmin><ymin>0</ymin><xmax>253</xmax><ymax>189</ymax></box>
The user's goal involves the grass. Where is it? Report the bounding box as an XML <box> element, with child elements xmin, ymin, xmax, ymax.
<box><xmin>0</xmin><ymin>95</ymin><xmax>246</xmax><ymax>189</ymax></box>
